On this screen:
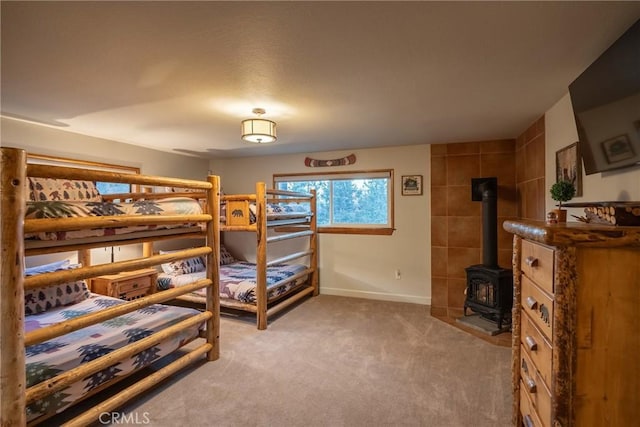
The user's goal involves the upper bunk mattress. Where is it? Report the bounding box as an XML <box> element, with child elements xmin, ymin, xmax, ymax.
<box><xmin>221</xmin><ymin>202</ymin><xmax>311</xmax><ymax>224</ymax></box>
<box><xmin>25</xmin><ymin>197</ymin><xmax>203</xmax><ymax>241</ymax></box>
<box><xmin>25</xmin><ymin>293</ymin><xmax>203</xmax><ymax>422</ymax></box>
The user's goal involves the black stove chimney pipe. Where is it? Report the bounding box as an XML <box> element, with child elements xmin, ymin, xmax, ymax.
<box><xmin>471</xmin><ymin>177</ymin><xmax>498</xmax><ymax>269</ymax></box>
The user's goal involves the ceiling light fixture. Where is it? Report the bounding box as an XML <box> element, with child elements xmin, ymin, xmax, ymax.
<box><xmin>241</xmin><ymin>108</ymin><xmax>277</xmax><ymax>143</ymax></box>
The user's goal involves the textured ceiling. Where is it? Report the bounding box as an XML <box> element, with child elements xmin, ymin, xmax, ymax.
<box><xmin>2</xmin><ymin>1</ymin><xmax>639</xmax><ymax>158</ymax></box>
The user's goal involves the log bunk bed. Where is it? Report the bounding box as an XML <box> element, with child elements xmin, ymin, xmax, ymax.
<box><xmin>159</xmin><ymin>181</ymin><xmax>318</xmax><ymax>330</ymax></box>
<box><xmin>0</xmin><ymin>147</ymin><xmax>220</xmax><ymax>426</ymax></box>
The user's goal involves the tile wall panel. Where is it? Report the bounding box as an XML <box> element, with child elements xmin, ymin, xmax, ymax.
<box><xmin>516</xmin><ymin>116</ymin><xmax>546</xmax><ymax>221</ymax></box>
<box><xmin>430</xmin><ymin>138</ymin><xmax>518</xmax><ymax>319</ymax></box>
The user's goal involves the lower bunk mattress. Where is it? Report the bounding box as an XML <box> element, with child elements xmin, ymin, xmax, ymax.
<box><xmin>157</xmin><ymin>261</ymin><xmax>309</xmax><ymax>304</ymax></box>
<box><xmin>25</xmin><ymin>293</ymin><xmax>203</xmax><ymax>422</ymax></box>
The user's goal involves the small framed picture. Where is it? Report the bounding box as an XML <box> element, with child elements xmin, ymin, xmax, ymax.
<box><xmin>601</xmin><ymin>134</ymin><xmax>635</xmax><ymax>164</ymax></box>
<box><xmin>555</xmin><ymin>142</ymin><xmax>582</xmax><ymax>197</ymax></box>
<box><xmin>401</xmin><ymin>175</ymin><xmax>423</xmax><ymax>196</ymax></box>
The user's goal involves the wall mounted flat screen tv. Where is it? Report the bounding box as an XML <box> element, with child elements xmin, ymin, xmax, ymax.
<box><xmin>569</xmin><ymin>19</ymin><xmax>640</xmax><ymax>175</ymax></box>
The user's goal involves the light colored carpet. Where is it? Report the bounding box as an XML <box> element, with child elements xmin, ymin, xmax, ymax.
<box><xmin>54</xmin><ymin>295</ymin><xmax>513</xmax><ymax>426</ymax></box>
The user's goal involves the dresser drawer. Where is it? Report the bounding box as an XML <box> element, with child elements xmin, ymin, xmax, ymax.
<box><xmin>521</xmin><ymin>240</ymin><xmax>554</xmax><ymax>295</ymax></box>
<box><xmin>519</xmin><ymin>382</ymin><xmax>545</xmax><ymax>427</ymax></box>
<box><xmin>117</xmin><ymin>275</ymin><xmax>152</xmax><ymax>294</ymax></box>
<box><xmin>520</xmin><ymin>346</ymin><xmax>552</xmax><ymax>427</ymax></box>
<box><xmin>521</xmin><ymin>310</ymin><xmax>552</xmax><ymax>390</ymax></box>
<box><xmin>521</xmin><ymin>276</ymin><xmax>553</xmax><ymax>341</ymax></box>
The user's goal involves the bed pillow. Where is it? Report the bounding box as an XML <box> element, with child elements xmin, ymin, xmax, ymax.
<box><xmin>159</xmin><ymin>250</ymin><xmax>206</xmax><ymax>275</ymax></box>
<box><xmin>25</xmin><ymin>259</ymin><xmax>72</xmax><ymax>276</ymax></box>
<box><xmin>28</xmin><ymin>177</ymin><xmax>101</xmax><ymax>202</ymax></box>
<box><xmin>24</xmin><ymin>261</ymin><xmax>90</xmax><ymax>315</ymax></box>
<box><xmin>220</xmin><ymin>244</ymin><xmax>237</xmax><ymax>265</ymax></box>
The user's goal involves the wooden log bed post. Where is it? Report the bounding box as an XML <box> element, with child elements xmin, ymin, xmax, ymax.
<box><xmin>142</xmin><ymin>186</ymin><xmax>153</xmax><ymax>260</ymax></box>
<box><xmin>77</xmin><ymin>249</ymin><xmax>91</xmax><ymax>270</ymax></box>
<box><xmin>206</xmin><ymin>175</ymin><xmax>221</xmax><ymax>360</ymax></box>
<box><xmin>309</xmin><ymin>188</ymin><xmax>319</xmax><ymax>296</ymax></box>
<box><xmin>1</xmin><ymin>147</ymin><xmax>27</xmax><ymax>426</ymax></box>
<box><xmin>256</xmin><ymin>181</ymin><xmax>268</xmax><ymax>330</ymax></box>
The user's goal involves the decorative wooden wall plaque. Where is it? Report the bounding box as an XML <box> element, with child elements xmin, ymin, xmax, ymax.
<box><xmin>304</xmin><ymin>153</ymin><xmax>356</xmax><ymax>167</ymax></box>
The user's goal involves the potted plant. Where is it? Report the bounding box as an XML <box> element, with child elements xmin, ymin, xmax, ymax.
<box><xmin>550</xmin><ymin>180</ymin><xmax>576</xmax><ymax>223</ymax></box>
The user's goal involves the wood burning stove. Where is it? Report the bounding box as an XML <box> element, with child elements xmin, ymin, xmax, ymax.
<box><xmin>463</xmin><ymin>177</ymin><xmax>513</xmax><ymax>329</ymax></box>
<box><xmin>464</xmin><ymin>265</ymin><xmax>513</xmax><ymax>329</ymax></box>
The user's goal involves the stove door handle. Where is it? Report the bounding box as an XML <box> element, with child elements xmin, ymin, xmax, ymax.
<box><xmin>526</xmin><ymin>296</ymin><xmax>538</xmax><ymax>310</ymax></box>
<box><xmin>525</xmin><ymin>335</ymin><xmax>538</xmax><ymax>352</ymax></box>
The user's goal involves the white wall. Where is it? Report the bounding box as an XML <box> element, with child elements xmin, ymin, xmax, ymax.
<box><xmin>211</xmin><ymin>145</ymin><xmax>432</xmax><ymax>305</ymax></box>
<box><xmin>1</xmin><ymin>118</ymin><xmax>211</xmax><ymax>265</ymax></box>
<box><xmin>1</xmin><ymin>118</ymin><xmax>210</xmax><ymax>179</ymax></box>
<box><xmin>545</xmin><ymin>93</ymin><xmax>640</xmax><ymax>219</ymax></box>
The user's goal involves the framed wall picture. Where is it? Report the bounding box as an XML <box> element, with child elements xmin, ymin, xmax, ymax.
<box><xmin>601</xmin><ymin>134</ymin><xmax>635</xmax><ymax>164</ymax></box>
<box><xmin>401</xmin><ymin>175</ymin><xmax>422</xmax><ymax>196</ymax></box>
<box><xmin>555</xmin><ymin>142</ymin><xmax>582</xmax><ymax>197</ymax></box>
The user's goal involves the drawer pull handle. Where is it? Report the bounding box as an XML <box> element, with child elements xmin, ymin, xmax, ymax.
<box><xmin>526</xmin><ymin>296</ymin><xmax>538</xmax><ymax>310</ymax></box>
<box><xmin>523</xmin><ymin>414</ymin><xmax>535</xmax><ymax>427</ymax></box>
<box><xmin>525</xmin><ymin>336</ymin><xmax>538</xmax><ymax>352</ymax></box>
<box><xmin>525</xmin><ymin>256</ymin><xmax>538</xmax><ymax>267</ymax></box>
<box><xmin>132</xmin><ymin>283</ymin><xmax>139</xmax><ymax>288</ymax></box>
<box><xmin>525</xmin><ymin>376</ymin><xmax>537</xmax><ymax>394</ymax></box>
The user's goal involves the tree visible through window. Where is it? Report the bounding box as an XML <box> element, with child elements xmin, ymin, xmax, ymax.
<box><xmin>274</xmin><ymin>170</ymin><xmax>394</xmax><ymax>235</ymax></box>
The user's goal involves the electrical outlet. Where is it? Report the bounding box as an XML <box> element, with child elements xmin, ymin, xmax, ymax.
<box><xmin>394</xmin><ymin>269</ymin><xmax>401</xmax><ymax>279</ymax></box>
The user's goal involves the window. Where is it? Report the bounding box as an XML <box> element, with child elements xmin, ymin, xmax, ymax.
<box><xmin>95</xmin><ymin>181</ymin><xmax>131</xmax><ymax>195</ymax></box>
<box><xmin>27</xmin><ymin>153</ymin><xmax>140</xmax><ymax>195</ymax></box>
<box><xmin>274</xmin><ymin>170</ymin><xmax>394</xmax><ymax>235</ymax></box>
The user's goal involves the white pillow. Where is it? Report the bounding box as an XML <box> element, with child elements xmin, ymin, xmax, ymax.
<box><xmin>24</xmin><ymin>261</ymin><xmax>90</xmax><ymax>315</ymax></box>
<box><xmin>220</xmin><ymin>244</ymin><xmax>237</xmax><ymax>265</ymax></box>
<box><xmin>159</xmin><ymin>250</ymin><xmax>206</xmax><ymax>275</ymax></box>
<box><xmin>25</xmin><ymin>259</ymin><xmax>78</xmax><ymax>276</ymax></box>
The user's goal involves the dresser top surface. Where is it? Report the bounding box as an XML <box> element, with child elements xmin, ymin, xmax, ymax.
<box><xmin>93</xmin><ymin>268</ymin><xmax>157</xmax><ymax>281</ymax></box>
<box><xmin>503</xmin><ymin>220</ymin><xmax>640</xmax><ymax>248</ymax></box>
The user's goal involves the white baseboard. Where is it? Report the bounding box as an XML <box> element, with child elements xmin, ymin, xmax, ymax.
<box><xmin>320</xmin><ymin>287</ymin><xmax>430</xmax><ymax>305</ymax></box>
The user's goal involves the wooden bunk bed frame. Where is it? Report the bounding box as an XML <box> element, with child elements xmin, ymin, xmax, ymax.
<box><xmin>176</xmin><ymin>181</ymin><xmax>318</xmax><ymax>330</ymax></box>
<box><xmin>0</xmin><ymin>147</ymin><xmax>221</xmax><ymax>426</ymax></box>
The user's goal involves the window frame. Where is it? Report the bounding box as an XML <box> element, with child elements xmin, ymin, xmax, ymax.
<box><xmin>273</xmin><ymin>169</ymin><xmax>395</xmax><ymax>236</ymax></box>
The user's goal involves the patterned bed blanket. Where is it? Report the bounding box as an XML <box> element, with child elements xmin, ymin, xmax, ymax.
<box><xmin>157</xmin><ymin>261</ymin><xmax>309</xmax><ymax>303</ymax></box>
<box><xmin>25</xmin><ymin>294</ymin><xmax>203</xmax><ymax>422</ymax></box>
<box><xmin>25</xmin><ymin>197</ymin><xmax>203</xmax><ymax>241</ymax></box>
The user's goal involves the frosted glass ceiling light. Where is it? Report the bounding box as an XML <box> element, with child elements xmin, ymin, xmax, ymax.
<box><xmin>241</xmin><ymin>108</ymin><xmax>277</xmax><ymax>143</ymax></box>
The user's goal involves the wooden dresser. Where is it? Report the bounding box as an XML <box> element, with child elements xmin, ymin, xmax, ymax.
<box><xmin>503</xmin><ymin>220</ymin><xmax>639</xmax><ymax>427</ymax></box>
